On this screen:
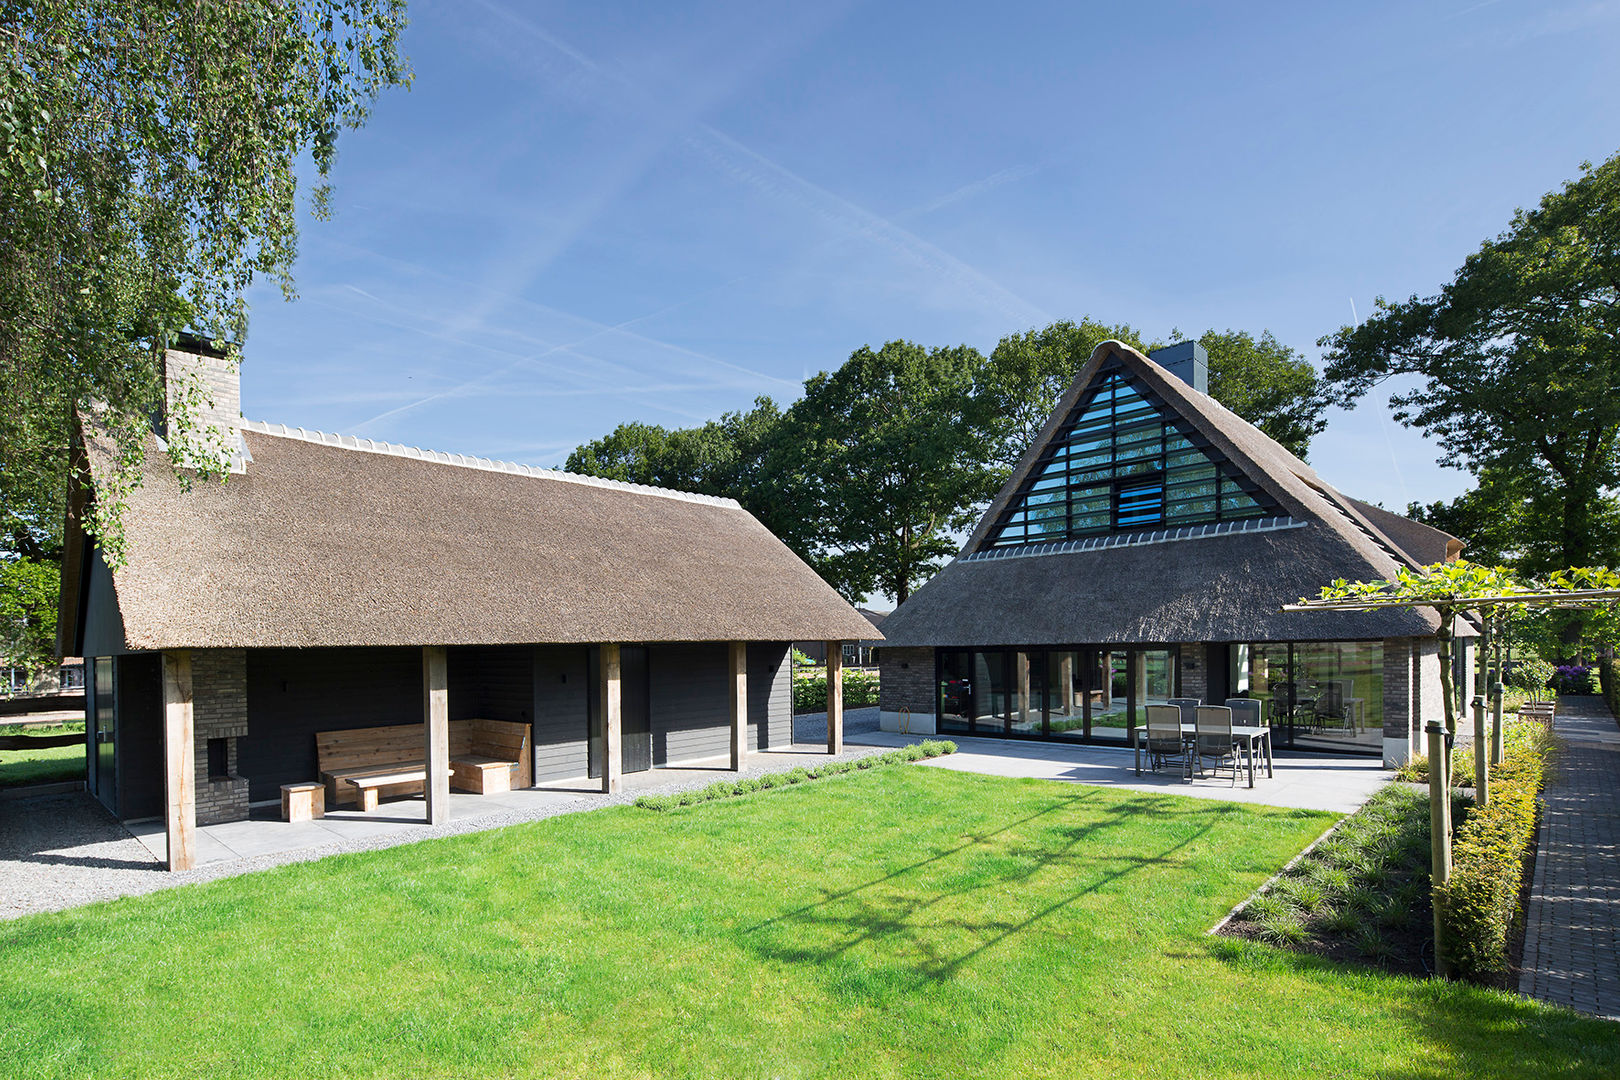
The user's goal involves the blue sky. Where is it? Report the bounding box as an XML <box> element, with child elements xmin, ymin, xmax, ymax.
<box><xmin>243</xmin><ymin>0</ymin><xmax>1620</xmax><ymax>521</ymax></box>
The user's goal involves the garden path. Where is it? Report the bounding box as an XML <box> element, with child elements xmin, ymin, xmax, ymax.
<box><xmin>1519</xmin><ymin>694</ymin><xmax>1620</xmax><ymax>1021</ymax></box>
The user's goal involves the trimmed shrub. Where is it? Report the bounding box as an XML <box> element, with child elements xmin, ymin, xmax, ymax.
<box><xmin>632</xmin><ymin>741</ymin><xmax>959</xmax><ymax>811</ymax></box>
<box><xmin>1601</xmin><ymin>658</ymin><xmax>1620</xmax><ymax>720</ymax></box>
<box><xmin>1504</xmin><ymin>656</ymin><xmax>1555</xmax><ymax>693</ymax></box>
<box><xmin>792</xmin><ymin>668</ymin><xmax>880</xmax><ymax>712</ymax></box>
<box><xmin>1549</xmin><ymin>664</ymin><xmax>1594</xmax><ymax>695</ymax></box>
<box><xmin>1435</xmin><ymin>721</ymin><xmax>1552</xmax><ymax>985</ymax></box>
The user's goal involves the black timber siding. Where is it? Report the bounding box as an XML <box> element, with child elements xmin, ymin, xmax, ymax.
<box><xmin>533</xmin><ymin>645</ymin><xmax>588</xmax><ymax>783</ymax></box>
<box><xmin>748</xmin><ymin>642</ymin><xmax>792</xmax><ymax>751</ymax></box>
<box><xmin>115</xmin><ymin>653</ymin><xmax>163</xmax><ymax>819</ymax></box>
<box><xmin>448</xmin><ymin>646</ymin><xmax>533</xmax><ymax>725</ymax></box>
<box><xmin>650</xmin><ymin>643</ymin><xmax>729</xmax><ymax>766</ymax></box>
<box><xmin>242</xmin><ymin>647</ymin><xmax>422</xmax><ymax>802</ymax></box>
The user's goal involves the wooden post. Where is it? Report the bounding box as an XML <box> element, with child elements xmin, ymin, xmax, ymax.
<box><xmin>423</xmin><ymin>646</ymin><xmax>450</xmax><ymax>826</ymax></box>
<box><xmin>162</xmin><ymin>650</ymin><xmax>196</xmax><ymax>872</ymax></box>
<box><xmin>1017</xmin><ymin>652</ymin><xmax>1032</xmax><ymax>728</ymax></box>
<box><xmin>1491</xmin><ymin>615</ymin><xmax>1506</xmax><ymax>765</ymax></box>
<box><xmin>601</xmin><ymin>643</ymin><xmax>622</xmax><ymax>793</ymax></box>
<box><xmin>729</xmin><ymin>641</ymin><xmax>747</xmax><ymax>771</ymax></box>
<box><xmin>826</xmin><ymin>641</ymin><xmax>843</xmax><ymax>755</ymax></box>
<box><xmin>1427</xmin><ymin>721</ymin><xmax>1452</xmax><ymax>978</ymax></box>
<box><xmin>1058</xmin><ymin>653</ymin><xmax>1074</xmax><ymax>715</ymax></box>
<box><xmin>1472</xmin><ymin>694</ymin><xmax>1489</xmax><ymax>807</ymax></box>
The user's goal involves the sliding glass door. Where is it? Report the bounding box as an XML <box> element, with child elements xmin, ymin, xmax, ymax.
<box><xmin>935</xmin><ymin>646</ymin><xmax>1178</xmax><ymax>743</ymax></box>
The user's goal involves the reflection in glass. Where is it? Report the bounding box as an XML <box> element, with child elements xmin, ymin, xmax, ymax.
<box><xmin>1046</xmin><ymin>651</ymin><xmax>1085</xmax><ymax>739</ymax></box>
<box><xmin>1091</xmin><ymin>651</ymin><xmax>1131</xmax><ymax>741</ymax></box>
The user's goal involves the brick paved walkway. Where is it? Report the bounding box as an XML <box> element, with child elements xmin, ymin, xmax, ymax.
<box><xmin>1519</xmin><ymin>695</ymin><xmax>1620</xmax><ymax>1020</ymax></box>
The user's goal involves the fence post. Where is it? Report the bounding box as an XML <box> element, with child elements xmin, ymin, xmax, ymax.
<box><xmin>1471</xmin><ymin>694</ymin><xmax>1488</xmax><ymax>807</ymax></box>
<box><xmin>1427</xmin><ymin>720</ymin><xmax>1452</xmax><ymax>979</ymax></box>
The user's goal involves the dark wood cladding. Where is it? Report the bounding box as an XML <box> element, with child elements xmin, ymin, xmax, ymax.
<box><xmin>650</xmin><ymin>643</ymin><xmax>729</xmax><ymax>766</ymax></box>
<box><xmin>448</xmin><ymin>646</ymin><xmax>533</xmax><ymax>724</ymax></box>
<box><xmin>115</xmin><ymin>653</ymin><xmax>163</xmax><ymax>819</ymax></box>
<box><xmin>242</xmin><ymin>647</ymin><xmax>422</xmax><ymax>802</ymax></box>
<box><xmin>747</xmin><ymin>642</ymin><xmax>791</xmax><ymax>751</ymax></box>
<box><xmin>533</xmin><ymin>644</ymin><xmax>588</xmax><ymax>782</ymax></box>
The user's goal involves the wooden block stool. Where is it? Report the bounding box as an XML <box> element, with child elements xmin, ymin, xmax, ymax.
<box><xmin>281</xmin><ymin>782</ymin><xmax>325</xmax><ymax>823</ymax></box>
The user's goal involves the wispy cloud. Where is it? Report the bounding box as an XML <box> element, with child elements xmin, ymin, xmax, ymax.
<box><xmin>901</xmin><ymin>165</ymin><xmax>1040</xmax><ymax>220</ymax></box>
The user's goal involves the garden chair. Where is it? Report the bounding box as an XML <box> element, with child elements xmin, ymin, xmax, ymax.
<box><xmin>1224</xmin><ymin>697</ymin><xmax>1262</xmax><ymax>728</ymax></box>
<box><xmin>1312</xmin><ymin>684</ymin><xmax>1354</xmax><ymax>733</ymax></box>
<box><xmin>1167</xmin><ymin>697</ymin><xmax>1201</xmax><ymax>726</ymax></box>
<box><xmin>1144</xmin><ymin>704</ymin><xmax>1190</xmax><ymax>778</ymax></box>
<box><xmin>1194</xmin><ymin>705</ymin><xmax>1239</xmax><ymax>786</ymax></box>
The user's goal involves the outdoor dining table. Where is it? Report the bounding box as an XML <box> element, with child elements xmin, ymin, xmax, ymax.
<box><xmin>1132</xmin><ymin>722</ymin><xmax>1275</xmax><ymax>788</ymax></box>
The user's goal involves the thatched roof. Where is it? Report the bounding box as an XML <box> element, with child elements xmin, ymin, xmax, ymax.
<box><xmin>881</xmin><ymin>341</ymin><xmax>1446</xmax><ymax>647</ymax></box>
<box><xmin>1344</xmin><ymin>497</ymin><xmax>1463</xmax><ymax>566</ymax></box>
<box><xmin>64</xmin><ymin>422</ymin><xmax>877</xmax><ymax>650</ymax></box>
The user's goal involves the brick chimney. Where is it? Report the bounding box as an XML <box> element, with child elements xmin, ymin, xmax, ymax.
<box><xmin>161</xmin><ymin>333</ymin><xmax>249</xmax><ymax>473</ymax></box>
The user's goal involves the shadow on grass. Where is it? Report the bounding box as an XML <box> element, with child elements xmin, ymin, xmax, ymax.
<box><xmin>741</xmin><ymin>787</ymin><xmax>1231</xmax><ymax>988</ymax></box>
<box><xmin>1205</xmin><ymin>936</ymin><xmax>1620</xmax><ymax>1077</ymax></box>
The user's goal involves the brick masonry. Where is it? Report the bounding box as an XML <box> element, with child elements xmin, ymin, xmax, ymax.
<box><xmin>878</xmin><ymin>647</ymin><xmax>935</xmax><ymax>714</ymax></box>
<box><xmin>163</xmin><ymin>346</ymin><xmax>245</xmax><ymax>472</ymax></box>
<box><xmin>192</xmin><ymin>649</ymin><xmax>249</xmax><ymax>825</ymax></box>
<box><xmin>1178</xmin><ymin>644</ymin><xmax>1207</xmax><ymax>703</ymax></box>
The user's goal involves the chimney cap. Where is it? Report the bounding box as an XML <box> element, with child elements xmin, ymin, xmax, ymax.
<box><xmin>169</xmin><ymin>330</ymin><xmax>235</xmax><ymax>359</ymax></box>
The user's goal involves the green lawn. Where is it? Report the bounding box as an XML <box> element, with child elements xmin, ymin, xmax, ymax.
<box><xmin>0</xmin><ymin>724</ymin><xmax>84</xmax><ymax>787</ymax></box>
<box><xmin>1</xmin><ymin>766</ymin><xmax>1614</xmax><ymax>1078</ymax></box>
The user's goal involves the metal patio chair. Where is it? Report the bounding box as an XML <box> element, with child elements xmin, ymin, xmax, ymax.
<box><xmin>1145</xmin><ymin>704</ymin><xmax>1190</xmax><ymax>778</ymax></box>
<box><xmin>1194</xmin><ymin>705</ymin><xmax>1239</xmax><ymax>786</ymax></box>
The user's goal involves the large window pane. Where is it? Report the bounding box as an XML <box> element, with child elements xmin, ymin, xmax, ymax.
<box><xmin>939</xmin><ymin>651</ymin><xmax>972</xmax><ymax>735</ymax></box>
<box><xmin>1010</xmin><ymin>651</ymin><xmax>1043</xmax><ymax>735</ymax></box>
<box><xmin>1091</xmin><ymin>651</ymin><xmax>1131</xmax><ymax>741</ymax></box>
<box><xmin>1046</xmin><ymin>651</ymin><xmax>1085</xmax><ymax>739</ymax></box>
<box><xmin>973</xmin><ymin>651</ymin><xmax>1009</xmax><ymax>735</ymax></box>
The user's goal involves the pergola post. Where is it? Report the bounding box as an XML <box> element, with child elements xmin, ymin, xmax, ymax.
<box><xmin>601</xmin><ymin>643</ymin><xmax>622</xmax><ymax>793</ymax></box>
<box><xmin>1017</xmin><ymin>652</ymin><xmax>1032</xmax><ymax>727</ymax></box>
<box><xmin>729</xmin><ymin>641</ymin><xmax>747</xmax><ymax>771</ymax></box>
<box><xmin>826</xmin><ymin>641</ymin><xmax>843</xmax><ymax>755</ymax></box>
<box><xmin>423</xmin><ymin>646</ymin><xmax>450</xmax><ymax>826</ymax></box>
<box><xmin>162</xmin><ymin>650</ymin><xmax>196</xmax><ymax>872</ymax></box>
<box><xmin>1427</xmin><ymin>721</ymin><xmax>1452</xmax><ymax>978</ymax></box>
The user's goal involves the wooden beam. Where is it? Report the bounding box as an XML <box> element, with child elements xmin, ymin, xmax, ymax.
<box><xmin>162</xmin><ymin>650</ymin><xmax>196</xmax><ymax>872</ymax></box>
<box><xmin>826</xmin><ymin>641</ymin><xmax>843</xmax><ymax>755</ymax></box>
<box><xmin>601</xmin><ymin>643</ymin><xmax>622</xmax><ymax>794</ymax></box>
<box><xmin>422</xmin><ymin>646</ymin><xmax>450</xmax><ymax>825</ymax></box>
<box><xmin>729</xmin><ymin>641</ymin><xmax>748</xmax><ymax>771</ymax></box>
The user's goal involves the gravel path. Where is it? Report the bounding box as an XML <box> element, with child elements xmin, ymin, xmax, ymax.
<box><xmin>0</xmin><ymin>708</ymin><xmax>896</xmax><ymax>920</ymax></box>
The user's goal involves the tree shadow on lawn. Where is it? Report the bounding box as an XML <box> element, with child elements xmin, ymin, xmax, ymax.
<box><xmin>740</xmin><ymin>787</ymin><xmax>1247</xmax><ymax>991</ymax></box>
<box><xmin>1203</xmin><ymin>936</ymin><xmax>1620</xmax><ymax>1078</ymax></box>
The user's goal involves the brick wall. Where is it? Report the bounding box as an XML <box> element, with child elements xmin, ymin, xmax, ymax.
<box><xmin>879</xmin><ymin>647</ymin><xmax>935</xmax><ymax>713</ymax></box>
<box><xmin>193</xmin><ymin>648</ymin><xmax>249</xmax><ymax>824</ymax></box>
<box><xmin>163</xmin><ymin>346</ymin><xmax>245</xmax><ymax>472</ymax></box>
<box><xmin>1382</xmin><ymin>638</ymin><xmax>1412</xmax><ymax>764</ymax></box>
<box><xmin>1178</xmin><ymin>644</ymin><xmax>1207</xmax><ymax>702</ymax></box>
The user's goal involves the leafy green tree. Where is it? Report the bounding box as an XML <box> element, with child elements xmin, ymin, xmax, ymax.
<box><xmin>1</xmin><ymin>1</ymin><xmax>411</xmax><ymax>566</ymax></box>
<box><xmin>1192</xmin><ymin>329</ymin><xmax>1327</xmax><ymax>460</ymax></box>
<box><xmin>975</xmin><ymin>318</ymin><xmax>1152</xmax><ymax>474</ymax></box>
<box><xmin>1319</xmin><ymin>152</ymin><xmax>1620</xmax><ymax>576</ymax></box>
<box><xmin>0</xmin><ymin>559</ymin><xmax>61</xmax><ymax>677</ymax></box>
<box><xmin>976</xmin><ymin>319</ymin><xmax>1328</xmax><ymax>481</ymax></box>
<box><xmin>771</xmin><ymin>341</ymin><xmax>993</xmax><ymax>603</ymax></box>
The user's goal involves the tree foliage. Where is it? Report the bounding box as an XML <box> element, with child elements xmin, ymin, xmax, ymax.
<box><xmin>771</xmin><ymin>341</ymin><xmax>994</xmax><ymax>604</ymax></box>
<box><xmin>0</xmin><ymin>1</ymin><xmax>411</xmax><ymax>565</ymax></box>
<box><xmin>0</xmin><ymin>558</ymin><xmax>60</xmax><ymax>676</ymax></box>
<box><xmin>1193</xmin><ymin>328</ymin><xmax>1326</xmax><ymax>460</ymax></box>
<box><xmin>974</xmin><ymin>318</ymin><xmax>1152</xmax><ymax>475</ymax></box>
<box><xmin>1319</xmin><ymin>152</ymin><xmax>1620</xmax><ymax>574</ymax></box>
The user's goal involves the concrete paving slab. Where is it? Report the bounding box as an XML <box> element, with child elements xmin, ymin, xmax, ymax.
<box><xmin>850</xmin><ymin>729</ymin><xmax>1390</xmax><ymax>814</ymax></box>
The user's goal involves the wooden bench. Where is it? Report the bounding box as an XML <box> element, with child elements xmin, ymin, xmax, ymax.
<box><xmin>316</xmin><ymin>719</ymin><xmax>532</xmax><ymax>811</ymax></box>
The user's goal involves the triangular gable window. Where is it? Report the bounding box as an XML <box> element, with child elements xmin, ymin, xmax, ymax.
<box><xmin>981</xmin><ymin>366</ymin><xmax>1277</xmax><ymax>550</ymax></box>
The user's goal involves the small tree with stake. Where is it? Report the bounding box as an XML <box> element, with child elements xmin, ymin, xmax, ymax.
<box><xmin>1285</xmin><ymin>562</ymin><xmax>1620</xmax><ymax>977</ymax></box>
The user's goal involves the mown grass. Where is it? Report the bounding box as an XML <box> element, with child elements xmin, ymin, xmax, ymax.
<box><xmin>0</xmin><ymin>723</ymin><xmax>85</xmax><ymax>787</ymax></box>
<box><xmin>1</xmin><ymin>766</ymin><xmax>1615</xmax><ymax>1079</ymax></box>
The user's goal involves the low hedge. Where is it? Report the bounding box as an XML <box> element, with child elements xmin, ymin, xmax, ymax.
<box><xmin>793</xmin><ymin>668</ymin><xmax>879</xmax><ymax>712</ymax></box>
<box><xmin>1434</xmin><ymin>720</ymin><xmax>1552</xmax><ymax>985</ymax></box>
<box><xmin>1600</xmin><ymin>658</ymin><xmax>1620</xmax><ymax>721</ymax></box>
<box><xmin>634</xmin><ymin>740</ymin><xmax>957</xmax><ymax>811</ymax></box>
